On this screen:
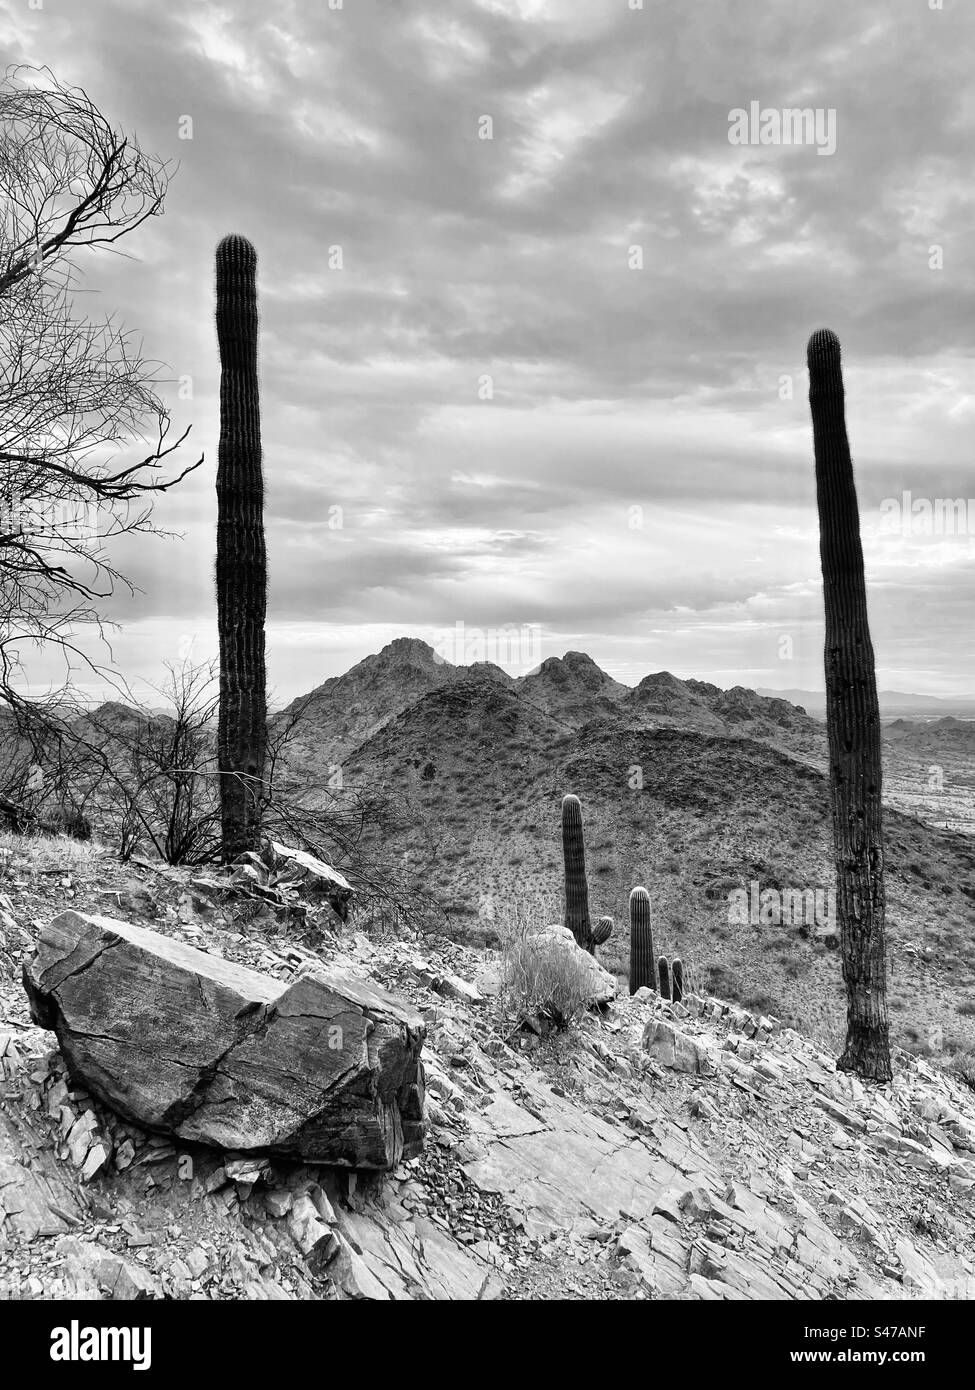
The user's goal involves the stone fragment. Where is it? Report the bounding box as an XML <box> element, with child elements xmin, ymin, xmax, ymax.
<box><xmin>643</xmin><ymin>1020</ymin><xmax>714</xmax><ymax>1075</ymax></box>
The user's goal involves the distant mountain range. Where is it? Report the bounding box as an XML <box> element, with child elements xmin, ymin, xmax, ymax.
<box><xmin>275</xmin><ymin>638</ymin><xmax>825</xmax><ymax>771</ymax></box>
<box><xmin>758</xmin><ymin>688</ymin><xmax>975</xmax><ymax>721</ymax></box>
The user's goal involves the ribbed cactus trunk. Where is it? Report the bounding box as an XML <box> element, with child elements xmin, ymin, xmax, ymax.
<box><xmin>658</xmin><ymin>956</ymin><xmax>671</xmax><ymax>1002</ymax></box>
<box><xmin>561</xmin><ymin>794</ymin><xmax>591</xmax><ymax>950</ymax></box>
<box><xmin>215</xmin><ymin>234</ymin><xmax>267</xmax><ymax>862</ymax></box>
<box><xmin>628</xmin><ymin>886</ymin><xmax>655</xmax><ymax>994</ymax></box>
<box><xmin>808</xmin><ymin>328</ymin><xmax>891</xmax><ymax>1082</ymax></box>
<box><xmin>671</xmin><ymin>956</ymin><xmax>684</xmax><ymax>1004</ymax></box>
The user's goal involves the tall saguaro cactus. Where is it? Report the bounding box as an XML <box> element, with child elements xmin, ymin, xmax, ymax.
<box><xmin>807</xmin><ymin>328</ymin><xmax>891</xmax><ymax>1082</ymax></box>
<box><xmin>561</xmin><ymin>794</ymin><xmax>592</xmax><ymax>950</ymax></box>
<box><xmin>628</xmin><ymin>886</ymin><xmax>655</xmax><ymax>994</ymax></box>
<box><xmin>215</xmin><ymin>234</ymin><xmax>267</xmax><ymax>862</ymax></box>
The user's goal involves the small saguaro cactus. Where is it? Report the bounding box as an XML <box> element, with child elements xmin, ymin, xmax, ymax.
<box><xmin>215</xmin><ymin>233</ymin><xmax>267</xmax><ymax>862</ymax></box>
<box><xmin>808</xmin><ymin>328</ymin><xmax>891</xmax><ymax>1083</ymax></box>
<box><xmin>590</xmin><ymin>916</ymin><xmax>613</xmax><ymax>956</ymax></box>
<box><xmin>628</xmin><ymin>886</ymin><xmax>655</xmax><ymax>994</ymax></box>
<box><xmin>671</xmin><ymin>956</ymin><xmax>684</xmax><ymax>1004</ymax></box>
<box><xmin>561</xmin><ymin>794</ymin><xmax>592</xmax><ymax>950</ymax></box>
<box><xmin>658</xmin><ymin>956</ymin><xmax>671</xmax><ymax>1001</ymax></box>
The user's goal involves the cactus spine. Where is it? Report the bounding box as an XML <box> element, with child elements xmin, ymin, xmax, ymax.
<box><xmin>807</xmin><ymin>329</ymin><xmax>891</xmax><ymax>1082</ymax></box>
<box><xmin>671</xmin><ymin>956</ymin><xmax>684</xmax><ymax>1004</ymax></box>
<box><xmin>561</xmin><ymin>794</ymin><xmax>592</xmax><ymax>950</ymax></box>
<box><xmin>628</xmin><ymin>886</ymin><xmax>655</xmax><ymax>994</ymax></box>
<box><xmin>658</xmin><ymin>956</ymin><xmax>671</xmax><ymax>1001</ymax></box>
<box><xmin>590</xmin><ymin>916</ymin><xmax>613</xmax><ymax>955</ymax></box>
<box><xmin>215</xmin><ymin>234</ymin><xmax>267</xmax><ymax>862</ymax></box>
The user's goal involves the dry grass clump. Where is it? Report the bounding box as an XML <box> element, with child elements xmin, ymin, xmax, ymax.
<box><xmin>0</xmin><ymin>829</ymin><xmax>102</xmax><ymax>880</ymax></box>
<box><xmin>497</xmin><ymin>908</ymin><xmax>594</xmax><ymax>1031</ymax></box>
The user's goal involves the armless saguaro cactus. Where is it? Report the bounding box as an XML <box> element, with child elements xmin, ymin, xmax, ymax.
<box><xmin>215</xmin><ymin>234</ymin><xmax>267</xmax><ymax>862</ymax></box>
<box><xmin>671</xmin><ymin>956</ymin><xmax>684</xmax><ymax>1004</ymax></box>
<box><xmin>628</xmin><ymin>886</ymin><xmax>655</xmax><ymax>994</ymax></box>
<box><xmin>658</xmin><ymin>956</ymin><xmax>671</xmax><ymax>1001</ymax></box>
<box><xmin>807</xmin><ymin>328</ymin><xmax>891</xmax><ymax>1082</ymax></box>
<box><xmin>561</xmin><ymin>794</ymin><xmax>592</xmax><ymax>950</ymax></box>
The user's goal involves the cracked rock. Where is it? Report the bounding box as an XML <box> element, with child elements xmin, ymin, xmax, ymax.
<box><xmin>23</xmin><ymin>910</ymin><xmax>427</xmax><ymax>1169</ymax></box>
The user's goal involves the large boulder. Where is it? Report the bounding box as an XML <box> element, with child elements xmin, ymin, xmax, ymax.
<box><xmin>23</xmin><ymin>911</ymin><xmax>425</xmax><ymax>1169</ymax></box>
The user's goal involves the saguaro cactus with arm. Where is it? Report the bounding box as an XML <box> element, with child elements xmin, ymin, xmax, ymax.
<box><xmin>590</xmin><ymin>916</ymin><xmax>613</xmax><ymax>956</ymax></box>
<box><xmin>561</xmin><ymin>794</ymin><xmax>592</xmax><ymax>950</ymax></box>
<box><xmin>215</xmin><ymin>234</ymin><xmax>267</xmax><ymax>861</ymax></box>
<box><xmin>807</xmin><ymin>328</ymin><xmax>891</xmax><ymax>1082</ymax></box>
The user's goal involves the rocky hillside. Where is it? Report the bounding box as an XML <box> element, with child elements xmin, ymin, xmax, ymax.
<box><xmin>0</xmin><ymin>840</ymin><xmax>973</xmax><ymax>1302</ymax></box>
<box><xmin>5</xmin><ymin>640</ymin><xmax>974</xmax><ymax>1067</ymax></box>
<box><xmin>302</xmin><ymin>676</ymin><xmax>975</xmax><ymax>1066</ymax></box>
<box><xmin>275</xmin><ymin>640</ymin><xmax>827</xmax><ymax>768</ymax></box>
<box><xmin>881</xmin><ymin>718</ymin><xmax>975</xmax><ymax>835</ymax></box>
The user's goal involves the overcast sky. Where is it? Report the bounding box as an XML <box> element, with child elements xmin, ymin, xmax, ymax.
<box><xmin>4</xmin><ymin>0</ymin><xmax>975</xmax><ymax>704</ymax></box>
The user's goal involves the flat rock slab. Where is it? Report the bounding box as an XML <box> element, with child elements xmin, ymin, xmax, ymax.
<box><xmin>23</xmin><ymin>911</ymin><xmax>425</xmax><ymax>1169</ymax></box>
<box><xmin>331</xmin><ymin>1205</ymin><xmax>492</xmax><ymax>1300</ymax></box>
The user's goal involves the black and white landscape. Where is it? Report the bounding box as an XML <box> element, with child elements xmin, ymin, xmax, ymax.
<box><xmin>1</xmin><ymin>0</ymin><xmax>974</xmax><ymax>1335</ymax></box>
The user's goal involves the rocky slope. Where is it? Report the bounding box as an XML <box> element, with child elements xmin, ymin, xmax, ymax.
<box><xmin>275</xmin><ymin>641</ymin><xmax>826</xmax><ymax>768</ymax></box>
<box><xmin>274</xmin><ymin>637</ymin><xmax>477</xmax><ymax>772</ymax></box>
<box><xmin>322</xmin><ymin>679</ymin><xmax>975</xmax><ymax>1063</ymax></box>
<box><xmin>1</xmin><ymin>841</ymin><xmax>973</xmax><ymax>1301</ymax></box>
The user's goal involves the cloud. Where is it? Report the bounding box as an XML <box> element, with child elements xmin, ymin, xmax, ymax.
<box><xmin>5</xmin><ymin>0</ymin><xmax>975</xmax><ymax>699</ymax></box>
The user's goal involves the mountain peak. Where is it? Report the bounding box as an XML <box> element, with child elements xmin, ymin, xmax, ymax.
<box><xmin>639</xmin><ymin>670</ymin><xmax>686</xmax><ymax>690</ymax></box>
<box><xmin>522</xmin><ymin>651</ymin><xmax>620</xmax><ymax>686</ymax></box>
<box><xmin>379</xmin><ymin>636</ymin><xmax>444</xmax><ymax>664</ymax></box>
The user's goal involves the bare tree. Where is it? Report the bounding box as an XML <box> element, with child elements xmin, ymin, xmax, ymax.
<box><xmin>0</xmin><ymin>64</ymin><xmax>201</xmax><ymax>696</ymax></box>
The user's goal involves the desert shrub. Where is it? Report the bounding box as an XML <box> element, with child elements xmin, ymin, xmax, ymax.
<box><xmin>956</xmin><ymin>999</ymin><xmax>975</xmax><ymax>1018</ymax></box>
<box><xmin>678</xmin><ymin>957</ymin><xmax>710</xmax><ymax>1000</ymax></box>
<box><xmin>0</xmin><ymin>829</ymin><xmax>101</xmax><ymax>877</ymax></box>
<box><xmin>741</xmin><ymin>990</ymin><xmax>778</xmax><ymax>1016</ymax></box>
<box><xmin>950</xmin><ymin>1050</ymin><xmax>975</xmax><ymax>1093</ymax></box>
<box><xmin>706</xmin><ymin>962</ymin><xmax>741</xmax><ymax>999</ymax></box>
<box><xmin>498</xmin><ymin>913</ymin><xmax>593</xmax><ymax>1031</ymax></box>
